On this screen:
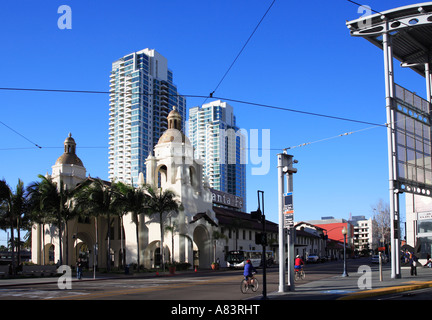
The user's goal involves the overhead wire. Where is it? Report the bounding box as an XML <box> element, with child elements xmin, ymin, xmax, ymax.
<box><xmin>202</xmin><ymin>0</ymin><xmax>276</xmax><ymax>104</ymax></box>
<box><xmin>0</xmin><ymin>87</ymin><xmax>386</xmax><ymax>127</ymax></box>
<box><xmin>0</xmin><ymin>120</ymin><xmax>42</xmax><ymax>149</ymax></box>
<box><xmin>0</xmin><ymin>86</ymin><xmax>386</xmax><ymax>150</ymax></box>
<box><xmin>2</xmin><ymin>86</ymin><xmax>417</xmax><ymax>153</ymax></box>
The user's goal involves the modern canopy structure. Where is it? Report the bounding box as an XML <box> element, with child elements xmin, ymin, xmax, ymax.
<box><xmin>347</xmin><ymin>2</ymin><xmax>432</xmax><ymax>279</ymax></box>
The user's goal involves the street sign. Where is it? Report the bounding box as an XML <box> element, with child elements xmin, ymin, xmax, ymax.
<box><xmin>283</xmin><ymin>192</ymin><xmax>294</xmax><ymax>228</ymax></box>
<box><xmin>283</xmin><ymin>192</ymin><xmax>293</xmax><ymax>213</ymax></box>
<box><xmin>284</xmin><ymin>212</ymin><xmax>293</xmax><ymax>228</ymax></box>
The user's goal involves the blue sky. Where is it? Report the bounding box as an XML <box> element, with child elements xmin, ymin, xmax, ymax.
<box><xmin>0</xmin><ymin>0</ymin><xmax>426</xmax><ymax>245</ymax></box>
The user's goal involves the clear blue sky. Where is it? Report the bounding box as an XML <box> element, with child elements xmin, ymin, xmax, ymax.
<box><xmin>0</xmin><ymin>0</ymin><xmax>425</xmax><ymax>245</ymax></box>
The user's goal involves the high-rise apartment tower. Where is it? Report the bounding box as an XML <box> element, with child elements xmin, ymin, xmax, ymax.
<box><xmin>189</xmin><ymin>100</ymin><xmax>246</xmax><ymax>210</ymax></box>
<box><xmin>109</xmin><ymin>49</ymin><xmax>186</xmax><ymax>185</ymax></box>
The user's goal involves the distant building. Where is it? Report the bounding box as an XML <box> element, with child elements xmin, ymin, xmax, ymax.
<box><xmin>188</xmin><ymin>100</ymin><xmax>246</xmax><ymax>210</ymax></box>
<box><xmin>350</xmin><ymin>216</ymin><xmax>377</xmax><ymax>254</ymax></box>
<box><xmin>294</xmin><ymin>222</ymin><xmax>327</xmax><ymax>259</ymax></box>
<box><xmin>406</xmin><ymin>195</ymin><xmax>432</xmax><ymax>262</ymax></box>
<box><xmin>306</xmin><ymin>218</ymin><xmax>354</xmax><ymax>254</ymax></box>
<box><xmin>109</xmin><ymin>48</ymin><xmax>186</xmax><ymax>186</ymax></box>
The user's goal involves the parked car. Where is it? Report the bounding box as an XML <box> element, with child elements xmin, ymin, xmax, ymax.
<box><xmin>371</xmin><ymin>255</ymin><xmax>380</xmax><ymax>264</ymax></box>
<box><xmin>307</xmin><ymin>254</ymin><xmax>320</xmax><ymax>263</ymax></box>
<box><xmin>319</xmin><ymin>256</ymin><xmax>329</xmax><ymax>263</ymax></box>
<box><xmin>371</xmin><ymin>254</ymin><xmax>387</xmax><ymax>264</ymax></box>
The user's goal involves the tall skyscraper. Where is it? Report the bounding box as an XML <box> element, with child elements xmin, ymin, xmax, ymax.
<box><xmin>189</xmin><ymin>100</ymin><xmax>246</xmax><ymax>210</ymax></box>
<box><xmin>109</xmin><ymin>49</ymin><xmax>186</xmax><ymax>185</ymax></box>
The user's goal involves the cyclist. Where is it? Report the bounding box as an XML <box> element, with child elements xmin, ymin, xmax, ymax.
<box><xmin>294</xmin><ymin>255</ymin><xmax>304</xmax><ymax>273</ymax></box>
<box><xmin>243</xmin><ymin>259</ymin><xmax>257</xmax><ymax>286</ymax></box>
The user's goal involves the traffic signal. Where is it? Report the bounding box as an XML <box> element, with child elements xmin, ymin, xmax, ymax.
<box><xmin>251</xmin><ymin>208</ymin><xmax>262</xmax><ymax>221</ymax></box>
<box><xmin>255</xmin><ymin>232</ymin><xmax>267</xmax><ymax>246</ymax></box>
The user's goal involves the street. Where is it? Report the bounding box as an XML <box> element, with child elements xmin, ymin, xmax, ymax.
<box><xmin>0</xmin><ymin>258</ymin><xmax>367</xmax><ymax>301</ymax></box>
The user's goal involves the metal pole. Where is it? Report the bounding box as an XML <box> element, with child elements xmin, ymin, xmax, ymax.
<box><xmin>382</xmin><ymin>18</ymin><xmax>401</xmax><ymax>279</ymax></box>
<box><xmin>342</xmin><ymin>232</ymin><xmax>348</xmax><ymax>277</ymax></box>
<box><xmin>258</xmin><ymin>190</ymin><xmax>267</xmax><ymax>300</ymax></box>
<box><xmin>379</xmin><ymin>252</ymin><xmax>383</xmax><ymax>281</ymax></box>
<box><xmin>426</xmin><ymin>59</ymin><xmax>431</xmax><ymax>103</ymax></box>
<box><xmin>277</xmin><ymin>153</ymin><xmax>286</xmax><ymax>292</ymax></box>
<box><xmin>286</xmin><ymin>170</ymin><xmax>295</xmax><ymax>291</ymax></box>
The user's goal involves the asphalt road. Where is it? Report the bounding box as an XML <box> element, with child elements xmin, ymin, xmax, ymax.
<box><xmin>0</xmin><ymin>258</ymin><xmax>369</xmax><ymax>301</ymax></box>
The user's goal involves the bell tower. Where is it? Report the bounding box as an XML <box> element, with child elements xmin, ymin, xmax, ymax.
<box><xmin>51</xmin><ymin>133</ymin><xmax>86</xmax><ymax>188</ymax></box>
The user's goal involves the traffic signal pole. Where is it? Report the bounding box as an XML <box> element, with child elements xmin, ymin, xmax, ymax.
<box><xmin>277</xmin><ymin>154</ymin><xmax>286</xmax><ymax>292</ymax></box>
<box><xmin>257</xmin><ymin>190</ymin><xmax>267</xmax><ymax>300</ymax></box>
<box><xmin>278</xmin><ymin>152</ymin><xmax>297</xmax><ymax>292</ymax></box>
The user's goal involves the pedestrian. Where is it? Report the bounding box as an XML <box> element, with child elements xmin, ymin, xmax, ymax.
<box><xmin>409</xmin><ymin>253</ymin><xmax>418</xmax><ymax>276</ymax></box>
<box><xmin>76</xmin><ymin>258</ymin><xmax>83</xmax><ymax>280</ymax></box>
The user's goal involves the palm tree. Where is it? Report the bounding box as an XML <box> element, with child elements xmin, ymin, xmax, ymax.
<box><xmin>74</xmin><ymin>178</ymin><xmax>122</xmax><ymax>271</ymax></box>
<box><xmin>116</xmin><ymin>182</ymin><xmax>150</xmax><ymax>270</ymax></box>
<box><xmin>27</xmin><ymin>178</ymin><xmax>52</xmax><ymax>265</ymax></box>
<box><xmin>212</xmin><ymin>230</ymin><xmax>228</xmax><ymax>264</ymax></box>
<box><xmin>27</xmin><ymin>174</ymin><xmax>75</xmax><ymax>265</ymax></box>
<box><xmin>10</xmin><ymin>179</ymin><xmax>29</xmax><ymax>267</ymax></box>
<box><xmin>146</xmin><ymin>187</ymin><xmax>181</xmax><ymax>270</ymax></box>
<box><xmin>0</xmin><ymin>179</ymin><xmax>15</xmax><ymax>274</ymax></box>
<box><xmin>165</xmin><ymin>215</ymin><xmax>180</xmax><ymax>265</ymax></box>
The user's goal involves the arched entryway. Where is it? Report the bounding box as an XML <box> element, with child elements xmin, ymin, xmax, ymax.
<box><xmin>44</xmin><ymin>244</ymin><xmax>55</xmax><ymax>265</ymax></box>
<box><xmin>193</xmin><ymin>225</ymin><xmax>211</xmax><ymax>268</ymax></box>
<box><xmin>73</xmin><ymin>232</ymin><xmax>94</xmax><ymax>268</ymax></box>
<box><xmin>144</xmin><ymin>240</ymin><xmax>171</xmax><ymax>269</ymax></box>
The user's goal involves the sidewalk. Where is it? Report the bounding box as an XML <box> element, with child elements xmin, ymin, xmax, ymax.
<box><xmin>0</xmin><ymin>268</ymin><xmax>197</xmax><ymax>288</ymax></box>
<box><xmin>264</xmin><ymin>264</ymin><xmax>432</xmax><ymax>300</ymax></box>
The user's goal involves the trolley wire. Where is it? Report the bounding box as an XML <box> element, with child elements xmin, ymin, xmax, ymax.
<box><xmin>202</xmin><ymin>0</ymin><xmax>276</xmax><ymax>104</ymax></box>
<box><xmin>0</xmin><ymin>86</ymin><xmax>386</xmax><ymax>150</ymax></box>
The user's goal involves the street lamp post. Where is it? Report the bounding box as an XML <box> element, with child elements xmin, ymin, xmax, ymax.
<box><xmin>342</xmin><ymin>226</ymin><xmax>348</xmax><ymax>277</ymax></box>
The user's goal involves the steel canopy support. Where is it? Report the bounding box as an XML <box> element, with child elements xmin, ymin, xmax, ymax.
<box><xmin>426</xmin><ymin>57</ymin><xmax>432</xmax><ymax>103</ymax></box>
<box><xmin>383</xmin><ymin>18</ymin><xmax>401</xmax><ymax>279</ymax></box>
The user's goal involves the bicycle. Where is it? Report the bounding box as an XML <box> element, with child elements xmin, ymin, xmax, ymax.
<box><xmin>240</xmin><ymin>274</ymin><xmax>259</xmax><ymax>293</ymax></box>
<box><xmin>294</xmin><ymin>267</ymin><xmax>305</xmax><ymax>281</ymax></box>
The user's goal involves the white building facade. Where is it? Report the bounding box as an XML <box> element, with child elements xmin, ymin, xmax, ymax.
<box><xmin>31</xmin><ymin>112</ymin><xmax>220</xmax><ymax>269</ymax></box>
<box><xmin>406</xmin><ymin>195</ymin><xmax>432</xmax><ymax>262</ymax></box>
<box><xmin>350</xmin><ymin>216</ymin><xmax>377</xmax><ymax>254</ymax></box>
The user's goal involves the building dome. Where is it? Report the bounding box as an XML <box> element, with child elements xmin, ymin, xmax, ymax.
<box><xmin>55</xmin><ymin>133</ymin><xmax>84</xmax><ymax>166</ymax></box>
<box><xmin>157</xmin><ymin>106</ymin><xmax>191</xmax><ymax>145</ymax></box>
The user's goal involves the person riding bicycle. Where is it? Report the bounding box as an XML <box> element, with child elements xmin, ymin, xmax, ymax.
<box><xmin>243</xmin><ymin>259</ymin><xmax>257</xmax><ymax>284</ymax></box>
<box><xmin>294</xmin><ymin>255</ymin><xmax>304</xmax><ymax>272</ymax></box>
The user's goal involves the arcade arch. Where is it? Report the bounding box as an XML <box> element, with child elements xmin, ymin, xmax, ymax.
<box><xmin>192</xmin><ymin>225</ymin><xmax>211</xmax><ymax>268</ymax></box>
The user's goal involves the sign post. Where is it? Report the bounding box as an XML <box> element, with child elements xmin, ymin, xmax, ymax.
<box><xmin>278</xmin><ymin>152</ymin><xmax>297</xmax><ymax>292</ymax></box>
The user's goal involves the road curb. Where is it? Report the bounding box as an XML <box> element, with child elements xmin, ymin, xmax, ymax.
<box><xmin>338</xmin><ymin>280</ymin><xmax>432</xmax><ymax>300</ymax></box>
